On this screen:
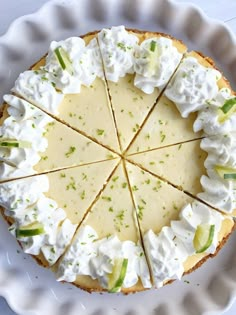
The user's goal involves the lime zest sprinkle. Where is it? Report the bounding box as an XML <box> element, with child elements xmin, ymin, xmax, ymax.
<box><xmin>65</xmin><ymin>146</ymin><xmax>76</xmax><ymax>158</ymax></box>
<box><xmin>97</xmin><ymin>129</ymin><xmax>105</xmax><ymax>136</ymax></box>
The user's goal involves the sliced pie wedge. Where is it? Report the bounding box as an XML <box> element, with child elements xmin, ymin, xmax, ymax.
<box><xmin>44</xmin><ymin>159</ymin><xmax>119</xmax><ymax>224</ymax></box>
<box><xmin>127</xmin><ymin>93</ymin><xmax>202</xmax><ymax>154</ymax></box>
<box><xmin>0</xmin><ymin>95</ymin><xmax>118</xmax><ymax>182</ymax></box>
<box><xmin>98</xmin><ymin>27</ymin><xmax>187</xmax><ymax>151</ymax></box>
<box><xmin>55</xmin><ymin>162</ymin><xmax>151</xmax><ymax>293</ymax></box>
<box><xmin>12</xmin><ymin>34</ymin><xmax>120</xmax><ymax>153</ymax></box>
<box><xmin>0</xmin><ymin>159</ymin><xmax>118</xmax><ymax>267</ymax></box>
<box><xmin>125</xmin><ymin>161</ymin><xmax>194</xmax><ymax>233</ymax></box>
<box><xmin>125</xmin><ymin>162</ymin><xmax>234</xmax><ymax>287</ymax></box>
<box><xmin>127</xmin><ymin>139</ymin><xmax>207</xmax><ymax>195</ymax></box>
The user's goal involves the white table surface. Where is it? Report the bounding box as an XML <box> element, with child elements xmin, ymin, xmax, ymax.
<box><xmin>0</xmin><ymin>0</ymin><xmax>236</xmax><ymax>314</ymax></box>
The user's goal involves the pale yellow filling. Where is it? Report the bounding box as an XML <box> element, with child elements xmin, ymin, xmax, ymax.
<box><xmin>127</xmin><ymin>95</ymin><xmax>202</xmax><ymax>154</ymax></box>
<box><xmin>128</xmin><ymin>139</ymin><xmax>207</xmax><ymax>195</ymax></box>
<box><xmin>44</xmin><ymin>159</ymin><xmax>119</xmax><ymax>224</ymax></box>
<box><xmin>106</xmin><ymin>74</ymin><xmax>159</xmax><ymax>151</ymax></box>
<box><xmin>125</xmin><ymin>161</ymin><xmax>194</xmax><ymax>234</ymax></box>
<box><xmin>80</xmin><ymin>162</ymin><xmax>140</xmax><ymax>242</ymax></box>
<box><xmin>35</xmin><ymin>119</ymin><xmax>117</xmax><ymax>173</ymax></box>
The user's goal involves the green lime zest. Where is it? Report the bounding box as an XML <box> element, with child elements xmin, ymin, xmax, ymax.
<box><xmin>193</xmin><ymin>224</ymin><xmax>215</xmax><ymax>254</ymax></box>
<box><xmin>16</xmin><ymin>222</ymin><xmax>45</xmax><ymax>238</ymax></box>
<box><xmin>108</xmin><ymin>258</ymin><xmax>128</xmax><ymax>293</ymax></box>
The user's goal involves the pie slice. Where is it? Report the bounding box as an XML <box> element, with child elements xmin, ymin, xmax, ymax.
<box><xmin>125</xmin><ymin>161</ymin><xmax>194</xmax><ymax>233</ymax></box>
<box><xmin>165</xmin><ymin>50</ymin><xmax>235</xmax><ymax>127</ymax></box>
<box><xmin>0</xmin><ymin>175</ymin><xmax>77</xmax><ymax>267</ymax></box>
<box><xmin>0</xmin><ymin>159</ymin><xmax>118</xmax><ymax>267</ymax></box>
<box><xmin>127</xmin><ymin>93</ymin><xmax>202</xmax><ymax>154</ymax></box>
<box><xmin>127</xmin><ymin>139</ymin><xmax>207</xmax><ymax>195</ymax></box>
<box><xmin>124</xmin><ymin>161</ymin><xmax>234</xmax><ymax>288</ymax></box>
<box><xmin>12</xmin><ymin>34</ymin><xmax>120</xmax><ymax>153</ymax></box>
<box><xmin>127</xmin><ymin>49</ymin><xmax>234</xmax><ymax>155</ymax></box>
<box><xmin>55</xmin><ymin>162</ymin><xmax>151</xmax><ymax>293</ymax></box>
<box><xmin>0</xmin><ymin>95</ymin><xmax>117</xmax><ymax>182</ymax></box>
<box><xmin>43</xmin><ymin>159</ymin><xmax>119</xmax><ymax>224</ymax></box>
<box><xmin>97</xmin><ymin>26</ymin><xmax>186</xmax><ymax>151</ymax></box>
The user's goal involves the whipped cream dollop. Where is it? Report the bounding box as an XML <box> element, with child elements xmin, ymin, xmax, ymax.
<box><xmin>199</xmin><ymin>175</ymin><xmax>236</xmax><ymax>214</ymax></box>
<box><xmin>56</xmin><ymin>225</ymin><xmax>151</xmax><ymax>290</ymax></box>
<box><xmin>144</xmin><ymin>201</ymin><xmax>223</xmax><ymax>288</ymax></box>
<box><xmin>0</xmin><ymin>175</ymin><xmax>48</xmax><ymax>213</ymax></box>
<box><xmin>98</xmin><ymin>26</ymin><xmax>138</xmax><ymax>82</ymax></box>
<box><xmin>201</xmin><ymin>133</ymin><xmax>236</xmax><ymax>169</ymax></box>
<box><xmin>44</xmin><ymin>37</ymin><xmax>103</xmax><ymax>94</ymax></box>
<box><xmin>165</xmin><ymin>57</ymin><xmax>221</xmax><ymax>118</ymax></box>
<box><xmin>9</xmin><ymin>197</ymin><xmax>77</xmax><ymax>265</ymax></box>
<box><xmin>0</xmin><ymin>163</ymin><xmax>32</xmax><ymax>180</ymax></box>
<box><xmin>193</xmin><ymin>88</ymin><xmax>236</xmax><ymax>135</ymax></box>
<box><xmin>0</xmin><ymin>95</ymin><xmax>53</xmax><ymax>180</ymax></box>
<box><xmin>0</xmin><ymin>176</ymin><xmax>76</xmax><ymax>265</ymax></box>
<box><xmin>134</xmin><ymin>37</ymin><xmax>182</xmax><ymax>94</ymax></box>
<box><xmin>12</xmin><ymin>70</ymin><xmax>63</xmax><ymax>114</ymax></box>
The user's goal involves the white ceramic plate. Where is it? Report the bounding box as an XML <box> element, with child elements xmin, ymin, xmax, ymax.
<box><xmin>0</xmin><ymin>1</ymin><xmax>236</xmax><ymax>314</ymax></box>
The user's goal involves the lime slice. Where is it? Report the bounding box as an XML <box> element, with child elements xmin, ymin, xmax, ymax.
<box><xmin>218</xmin><ymin>97</ymin><xmax>236</xmax><ymax>123</ymax></box>
<box><xmin>0</xmin><ymin>139</ymin><xmax>31</xmax><ymax>148</ymax></box>
<box><xmin>108</xmin><ymin>258</ymin><xmax>128</xmax><ymax>293</ymax></box>
<box><xmin>54</xmin><ymin>46</ymin><xmax>74</xmax><ymax>75</ymax></box>
<box><xmin>193</xmin><ymin>224</ymin><xmax>215</xmax><ymax>254</ymax></box>
<box><xmin>15</xmin><ymin>222</ymin><xmax>45</xmax><ymax>238</ymax></box>
<box><xmin>148</xmin><ymin>41</ymin><xmax>160</xmax><ymax>76</ymax></box>
<box><xmin>150</xmin><ymin>40</ymin><xmax>157</xmax><ymax>52</ymax></box>
<box><xmin>215</xmin><ymin>165</ymin><xmax>236</xmax><ymax>181</ymax></box>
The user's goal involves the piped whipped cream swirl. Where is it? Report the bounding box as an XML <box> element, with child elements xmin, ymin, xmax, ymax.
<box><xmin>165</xmin><ymin>57</ymin><xmax>221</xmax><ymax>118</ymax></box>
<box><xmin>0</xmin><ymin>95</ymin><xmax>53</xmax><ymax>180</ymax></box>
<box><xmin>194</xmin><ymin>88</ymin><xmax>236</xmax><ymax>135</ymax></box>
<box><xmin>199</xmin><ymin>175</ymin><xmax>236</xmax><ymax>214</ymax></box>
<box><xmin>201</xmin><ymin>133</ymin><xmax>236</xmax><ymax>169</ymax></box>
<box><xmin>57</xmin><ymin>225</ymin><xmax>152</xmax><ymax>290</ymax></box>
<box><xmin>0</xmin><ymin>176</ymin><xmax>77</xmax><ymax>265</ymax></box>
<box><xmin>44</xmin><ymin>37</ymin><xmax>103</xmax><ymax>94</ymax></box>
<box><xmin>144</xmin><ymin>201</ymin><xmax>223</xmax><ymax>288</ymax></box>
<box><xmin>12</xmin><ymin>70</ymin><xmax>63</xmax><ymax>114</ymax></box>
<box><xmin>134</xmin><ymin>37</ymin><xmax>182</xmax><ymax>94</ymax></box>
<box><xmin>98</xmin><ymin>26</ymin><xmax>139</xmax><ymax>82</ymax></box>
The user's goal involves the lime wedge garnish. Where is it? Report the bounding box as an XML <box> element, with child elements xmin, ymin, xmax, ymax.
<box><xmin>16</xmin><ymin>222</ymin><xmax>45</xmax><ymax>238</ymax></box>
<box><xmin>215</xmin><ymin>165</ymin><xmax>236</xmax><ymax>180</ymax></box>
<box><xmin>193</xmin><ymin>224</ymin><xmax>215</xmax><ymax>254</ymax></box>
<box><xmin>0</xmin><ymin>139</ymin><xmax>31</xmax><ymax>148</ymax></box>
<box><xmin>148</xmin><ymin>40</ymin><xmax>160</xmax><ymax>76</ymax></box>
<box><xmin>150</xmin><ymin>40</ymin><xmax>157</xmax><ymax>52</ymax></box>
<box><xmin>54</xmin><ymin>46</ymin><xmax>74</xmax><ymax>75</ymax></box>
<box><xmin>108</xmin><ymin>258</ymin><xmax>128</xmax><ymax>293</ymax></box>
<box><xmin>218</xmin><ymin>97</ymin><xmax>236</xmax><ymax>123</ymax></box>
<box><xmin>224</xmin><ymin>173</ymin><xmax>236</xmax><ymax>180</ymax></box>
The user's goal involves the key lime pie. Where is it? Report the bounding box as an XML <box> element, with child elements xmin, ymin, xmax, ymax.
<box><xmin>0</xmin><ymin>26</ymin><xmax>235</xmax><ymax>293</ymax></box>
